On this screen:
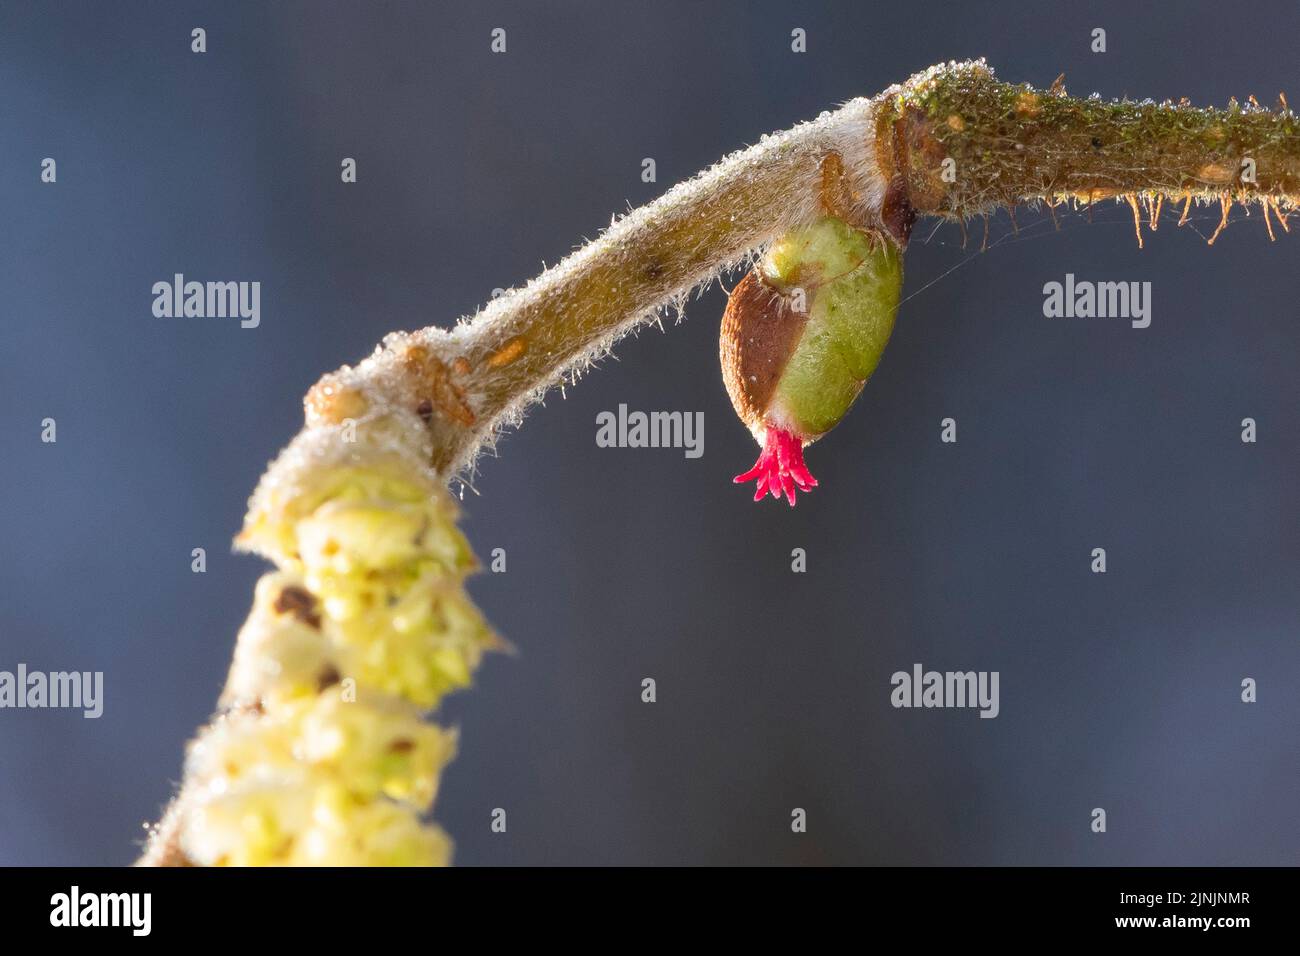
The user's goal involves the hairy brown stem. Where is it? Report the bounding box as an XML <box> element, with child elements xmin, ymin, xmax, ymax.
<box><xmin>888</xmin><ymin>65</ymin><xmax>1300</xmax><ymax>216</ymax></box>
<box><xmin>295</xmin><ymin>62</ymin><xmax>1297</xmax><ymax>490</ymax></box>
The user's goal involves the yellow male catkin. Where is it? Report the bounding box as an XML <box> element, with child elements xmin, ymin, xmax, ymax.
<box><xmin>174</xmin><ymin>424</ymin><xmax>499</xmax><ymax>866</ymax></box>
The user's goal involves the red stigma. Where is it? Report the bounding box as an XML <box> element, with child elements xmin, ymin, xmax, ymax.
<box><xmin>733</xmin><ymin>427</ymin><xmax>818</xmax><ymax>506</ymax></box>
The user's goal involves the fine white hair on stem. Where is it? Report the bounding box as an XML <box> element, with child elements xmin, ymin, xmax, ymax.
<box><xmin>246</xmin><ymin>77</ymin><xmax>899</xmax><ymax>526</ymax></box>
<box><xmin>248</xmin><ymin>50</ymin><xmax>1300</xmax><ymax>526</ymax></box>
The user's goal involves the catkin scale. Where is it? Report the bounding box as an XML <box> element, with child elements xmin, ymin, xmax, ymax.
<box><xmin>721</xmin><ymin>216</ymin><xmax>904</xmax><ymax>504</ymax></box>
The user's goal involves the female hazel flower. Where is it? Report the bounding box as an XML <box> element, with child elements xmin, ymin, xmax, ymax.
<box><xmin>721</xmin><ymin>216</ymin><xmax>904</xmax><ymax>504</ymax></box>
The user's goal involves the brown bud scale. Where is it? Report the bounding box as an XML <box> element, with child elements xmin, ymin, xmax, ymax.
<box><xmin>719</xmin><ymin>271</ymin><xmax>808</xmax><ymax>431</ymax></box>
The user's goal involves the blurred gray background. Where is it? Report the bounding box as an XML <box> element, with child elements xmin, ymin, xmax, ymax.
<box><xmin>1</xmin><ymin>1</ymin><xmax>1296</xmax><ymax>866</ymax></box>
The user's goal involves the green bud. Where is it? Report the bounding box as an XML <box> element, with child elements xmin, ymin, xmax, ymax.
<box><xmin>722</xmin><ymin>216</ymin><xmax>904</xmax><ymax>504</ymax></box>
